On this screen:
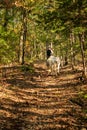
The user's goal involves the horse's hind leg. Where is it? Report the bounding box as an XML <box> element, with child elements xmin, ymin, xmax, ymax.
<box><xmin>47</xmin><ymin>65</ymin><xmax>51</xmax><ymax>76</ymax></box>
<box><xmin>51</xmin><ymin>63</ymin><xmax>57</xmax><ymax>76</ymax></box>
<box><xmin>57</xmin><ymin>63</ymin><xmax>60</xmax><ymax>74</ymax></box>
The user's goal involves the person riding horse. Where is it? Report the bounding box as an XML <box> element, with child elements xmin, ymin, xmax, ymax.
<box><xmin>46</xmin><ymin>46</ymin><xmax>60</xmax><ymax>75</ymax></box>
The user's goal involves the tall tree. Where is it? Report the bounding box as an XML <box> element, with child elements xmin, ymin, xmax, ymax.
<box><xmin>19</xmin><ymin>8</ymin><xmax>27</xmax><ymax>64</ymax></box>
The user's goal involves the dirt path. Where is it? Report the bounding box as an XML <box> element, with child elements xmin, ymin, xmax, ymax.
<box><xmin>0</xmin><ymin>62</ymin><xmax>87</xmax><ymax>130</ymax></box>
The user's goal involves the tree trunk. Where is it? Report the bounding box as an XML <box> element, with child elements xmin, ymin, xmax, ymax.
<box><xmin>79</xmin><ymin>32</ymin><xmax>87</xmax><ymax>78</ymax></box>
<box><xmin>19</xmin><ymin>33</ymin><xmax>24</xmax><ymax>64</ymax></box>
<box><xmin>19</xmin><ymin>8</ymin><xmax>27</xmax><ymax>65</ymax></box>
<box><xmin>70</xmin><ymin>32</ymin><xmax>75</xmax><ymax>70</ymax></box>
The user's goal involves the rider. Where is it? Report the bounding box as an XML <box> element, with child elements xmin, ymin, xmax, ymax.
<box><xmin>46</xmin><ymin>45</ymin><xmax>53</xmax><ymax>59</ymax></box>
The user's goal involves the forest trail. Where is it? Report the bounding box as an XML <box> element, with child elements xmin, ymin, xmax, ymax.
<box><xmin>0</xmin><ymin>61</ymin><xmax>87</xmax><ymax>130</ymax></box>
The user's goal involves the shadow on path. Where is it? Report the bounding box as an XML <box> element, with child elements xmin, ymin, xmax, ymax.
<box><xmin>0</xmin><ymin>62</ymin><xmax>87</xmax><ymax>130</ymax></box>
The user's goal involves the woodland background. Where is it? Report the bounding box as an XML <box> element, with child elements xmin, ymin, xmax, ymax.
<box><xmin>0</xmin><ymin>0</ymin><xmax>87</xmax><ymax>77</ymax></box>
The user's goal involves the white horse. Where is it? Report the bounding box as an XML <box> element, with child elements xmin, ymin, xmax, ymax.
<box><xmin>46</xmin><ymin>55</ymin><xmax>60</xmax><ymax>75</ymax></box>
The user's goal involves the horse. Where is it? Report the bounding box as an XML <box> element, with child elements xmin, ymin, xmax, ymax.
<box><xmin>46</xmin><ymin>55</ymin><xmax>60</xmax><ymax>75</ymax></box>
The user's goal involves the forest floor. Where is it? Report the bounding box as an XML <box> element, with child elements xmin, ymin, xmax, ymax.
<box><xmin>0</xmin><ymin>61</ymin><xmax>87</xmax><ymax>130</ymax></box>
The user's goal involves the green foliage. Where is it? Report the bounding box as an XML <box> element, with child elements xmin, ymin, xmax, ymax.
<box><xmin>0</xmin><ymin>0</ymin><xmax>87</xmax><ymax>65</ymax></box>
<box><xmin>79</xmin><ymin>91</ymin><xmax>87</xmax><ymax>99</ymax></box>
<box><xmin>84</xmin><ymin>94</ymin><xmax>87</xmax><ymax>99</ymax></box>
<box><xmin>0</xmin><ymin>8</ymin><xmax>19</xmax><ymax>64</ymax></box>
<box><xmin>20</xmin><ymin>64</ymin><xmax>35</xmax><ymax>73</ymax></box>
